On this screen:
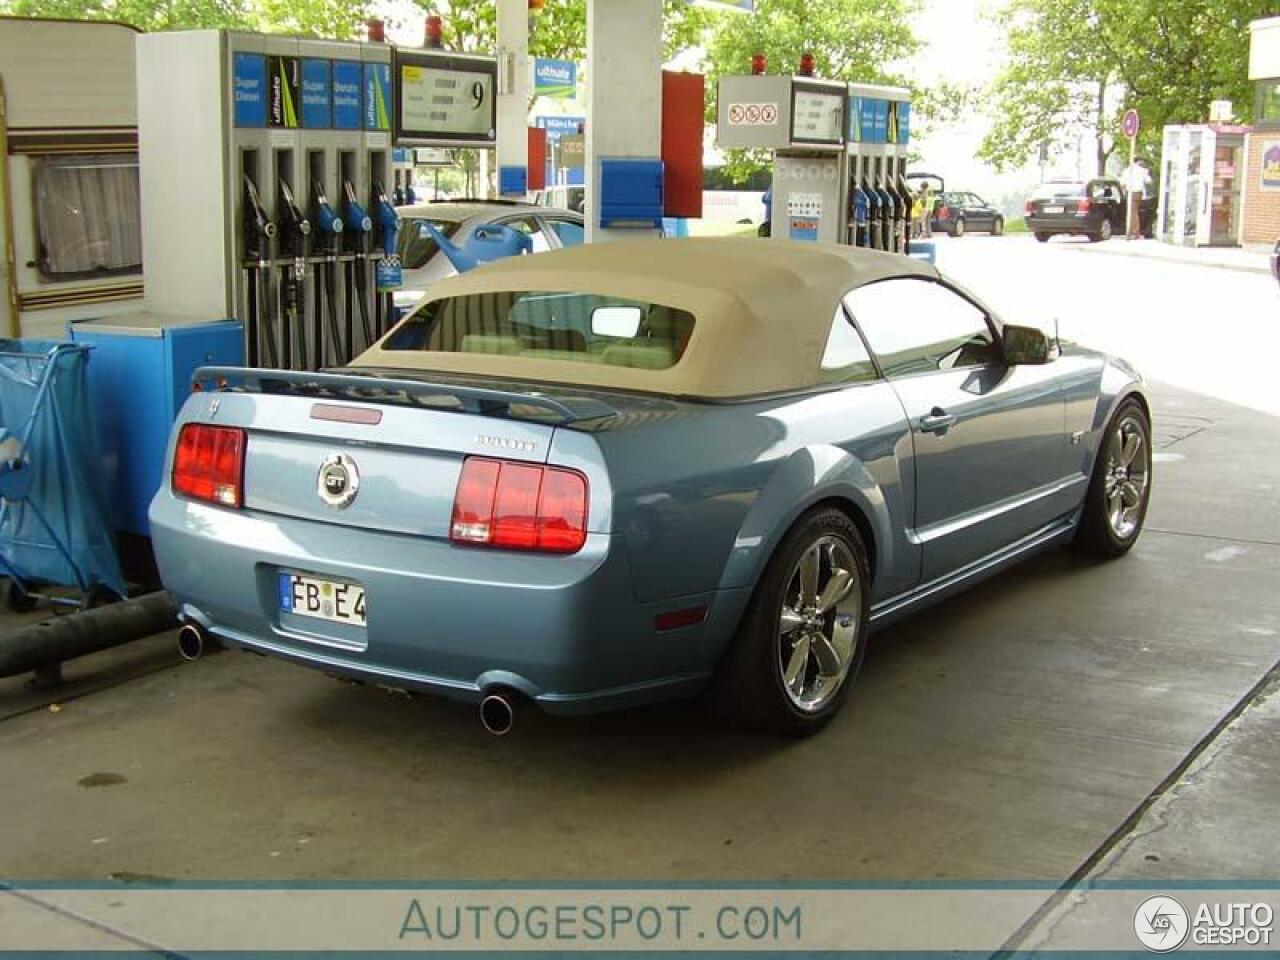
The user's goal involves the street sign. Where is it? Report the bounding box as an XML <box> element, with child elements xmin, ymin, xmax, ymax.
<box><xmin>1123</xmin><ymin>109</ymin><xmax>1140</xmax><ymax>140</ymax></box>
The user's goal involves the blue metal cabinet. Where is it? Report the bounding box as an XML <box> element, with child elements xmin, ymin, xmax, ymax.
<box><xmin>599</xmin><ymin>158</ymin><xmax>664</xmax><ymax>228</ymax></box>
<box><xmin>69</xmin><ymin>315</ymin><xmax>244</xmax><ymax>536</ymax></box>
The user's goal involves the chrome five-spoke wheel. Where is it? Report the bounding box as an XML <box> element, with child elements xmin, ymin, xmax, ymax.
<box><xmin>777</xmin><ymin>536</ymin><xmax>861</xmax><ymax>713</ymax></box>
<box><xmin>1104</xmin><ymin>414</ymin><xmax>1149</xmax><ymax>540</ymax></box>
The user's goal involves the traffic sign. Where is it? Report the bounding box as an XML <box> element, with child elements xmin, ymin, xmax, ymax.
<box><xmin>1123</xmin><ymin>109</ymin><xmax>1140</xmax><ymax>140</ymax></box>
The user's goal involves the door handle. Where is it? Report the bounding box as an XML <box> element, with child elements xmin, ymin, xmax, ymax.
<box><xmin>919</xmin><ymin>408</ymin><xmax>957</xmax><ymax>434</ymax></box>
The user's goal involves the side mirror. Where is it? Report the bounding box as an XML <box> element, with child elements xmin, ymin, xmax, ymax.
<box><xmin>1002</xmin><ymin>324</ymin><xmax>1053</xmax><ymax>365</ymax></box>
<box><xmin>591</xmin><ymin>305</ymin><xmax>643</xmax><ymax>339</ymax></box>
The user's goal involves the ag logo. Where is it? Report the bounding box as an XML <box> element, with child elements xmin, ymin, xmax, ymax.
<box><xmin>317</xmin><ymin>453</ymin><xmax>360</xmax><ymax>509</ymax></box>
<box><xmin>1134</xmin><ymin>896</ymin><xmax>1190</xmax><ymax>952</ymax></box>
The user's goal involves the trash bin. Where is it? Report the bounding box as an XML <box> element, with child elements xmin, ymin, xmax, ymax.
<box><xmin>0</xmin><ymin>340</ymin><xmax>125</xmax><ymax>609</ymax></box>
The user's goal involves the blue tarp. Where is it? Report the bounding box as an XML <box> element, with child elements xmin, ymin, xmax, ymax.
<box><xmin>0</xmin><ymin>339</ymin><xmax>124</xmax><ymax>597</ymax></box>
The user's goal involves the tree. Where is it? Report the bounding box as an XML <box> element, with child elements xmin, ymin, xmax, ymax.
<box><xmin>0</xmin><ymin>0</ymin><xmax>368</xmax><ymax>37</ymax></box>
<box><xmin>980</xmin><ymin>0</ymin><xmax>1277</xmax><ymax>176</ymax></box>
<box><xmin>425</xmin><ymin>0</ymin><xmax>712</xmax><ymax>61</ymax></box>
<box><xmin>0</xmin><ymin>0</ymin><xmax>257</xmax><ymax>31</ymax></box>
<box><xmin>704</xmin><ymin>0</ymin><xmax>921</xmax><ymax>182</ymax></box>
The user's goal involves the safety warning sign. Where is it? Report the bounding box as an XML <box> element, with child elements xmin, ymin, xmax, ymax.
<box><xmin>727</xmin><ymin>102</ymin><xmax>779</xmax><ymax>126</ymax></box>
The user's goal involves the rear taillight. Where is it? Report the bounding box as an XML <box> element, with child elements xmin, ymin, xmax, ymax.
<box><xmin>450</xmin><ymin>456</ymin><xmax>588</xmax><ymax>554</ymax></box>
<box><xmin>937</xmin><ymin>205</ymin><xmax>950</xmax><ymax>219</ymax></box>
<box><xmin>172</xmin><ymin>423</ymin><xmax>245</xmax><ymax>508</ymax></box>
<box><xmin>1077</xmin><ymin>197</ymin><xmax>1092</xmax><ymax>213</ymax></box>
<box><xmin>1024</xmin><ymin>200</ymin><xmax>1034</xmax><ymax>214</ymax></box>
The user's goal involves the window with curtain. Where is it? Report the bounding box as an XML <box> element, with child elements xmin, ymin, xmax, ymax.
<box><xmin>32</xmin><ymin>154</ymin><xmax>142</xmax><ymax>280</ymax></box>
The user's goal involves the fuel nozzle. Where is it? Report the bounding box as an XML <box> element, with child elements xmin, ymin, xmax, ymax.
<box><xmin>277</xmin><ymin>179</ymin><xmax>312</xmax><ymax>264</ymax></box>
<box><xmin>311</xmin><ymin>179</ymin><xmax>344</xmax><ymax>253</ymax></box>
<box><xmin>242</xmin><ymin>175</ymin><xmax>276</xmax><ymax>263</ymax></box>
<box><xmin>342</xmin><ymin>179</ymin><xmax>373</xmax><ymax>252</ymax></box>
<box><xmin>372</xmin><ymin>179</ymin><xmax>399</xmax><ymax>256</ymax></box>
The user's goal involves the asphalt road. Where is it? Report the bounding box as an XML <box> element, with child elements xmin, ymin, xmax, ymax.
<box><xmin>933</xmin><ymin>234</ymin><xmax>1280</xmax><ymax>417</ymax></box>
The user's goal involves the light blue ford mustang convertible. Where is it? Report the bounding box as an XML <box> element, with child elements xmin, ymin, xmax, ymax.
<box><xmin>150</xmin><ymin>238</ymin><xmax>1151</xmax><ymax>736</ymax></box>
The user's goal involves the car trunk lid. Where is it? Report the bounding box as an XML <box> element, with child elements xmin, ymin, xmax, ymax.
<box><xmin>182</xmin><ymin>368</ymin><xmax>617</xmax><ymax>538</ymax></box>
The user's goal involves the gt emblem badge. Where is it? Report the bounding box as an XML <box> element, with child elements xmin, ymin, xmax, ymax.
<box><xmin>317</xmin><ymin>453</ymin><xmax>360</xmax><ymax>509</ymax></box>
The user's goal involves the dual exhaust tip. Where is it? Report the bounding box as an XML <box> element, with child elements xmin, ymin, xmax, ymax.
<box><xmin>176</xmin><ymin>623</ymin><xmax>218</xmax><ymax>662</ymax></box>
<box><xmin>178</xmin><ymin>622</ymin><xmax>521</xmax><ymax>736</ymax></box>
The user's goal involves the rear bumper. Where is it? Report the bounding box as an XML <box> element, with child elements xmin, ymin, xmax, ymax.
<box><xmin>150</xmin><ymin>493</ymin><xmax>748</xmax><ymax>714</ymax></box>
<box><xmin>1024</xmin><ymin>215</ymin><xmax>1097</xmax><ymax>234</ymax></box>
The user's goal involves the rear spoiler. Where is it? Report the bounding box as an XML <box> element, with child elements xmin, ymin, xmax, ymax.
<box><xmin>191</xmin><ymin>367</ymin><xmax>618</xmax><ymax>426</ymax></box>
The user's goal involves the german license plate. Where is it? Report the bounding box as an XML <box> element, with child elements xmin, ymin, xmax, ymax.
<box><xmin>279</xmin><ymin>572</ymin><xmax>366</xmax><ymax>627</ymax></box>
<box><xmin>1043</xmin><ymin>205</ymin><xmax>1064</xmax><ymax>214</ymax></box>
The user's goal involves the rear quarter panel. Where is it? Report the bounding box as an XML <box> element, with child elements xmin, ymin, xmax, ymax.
<box><xmin>586</xmin><ymin>383</ymin><xmax>916</xmax><ymax>608</ymax></box>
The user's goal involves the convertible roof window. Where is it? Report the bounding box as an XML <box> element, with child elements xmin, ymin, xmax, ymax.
<box><xmin>383</xmin><ymin>291</ymin><xmax>695</xmax><ymax>372</ymax></box>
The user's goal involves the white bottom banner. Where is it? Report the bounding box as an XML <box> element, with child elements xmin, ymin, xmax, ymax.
<box><xmin>0</xmin><ymin>886</ymin><xmax>1275</xmax><ymax>953</ymax></box>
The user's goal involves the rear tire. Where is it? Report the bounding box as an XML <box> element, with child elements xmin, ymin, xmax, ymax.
<box><xmin>1035</xmin><ymin>231</ymin><xmax>1051</xmax><ymax>243</ymax></box>
<box><xmin>992</xmin><ymin>217</ymin><xmax>1005</xmax><ymax>236</ymax></box>
<box><xmin>1070</xmin><ymin>398</ymin><xmax>1152</xmax><ymax>558</ymax></box>
<box><xmin>950</xmin><ymin>218</ymin><xmax>965</xmax><ymax>238</ymax></box>
<box><xmin>711</xmin><ymin>507</ymin><xmax>870</xmax><ymax>737</ymax></box>
<box><xmin>1089</xmin><ymin>220</ymin><xmax>1113</xmax><ymax>242</ymax></box>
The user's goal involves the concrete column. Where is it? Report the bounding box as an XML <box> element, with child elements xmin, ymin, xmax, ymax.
<box><xmin>586</xmin><ymin>0</ymin><xmax>663</xmax><ymax>242</ymax></box>
<box><xmin>495</xmin><ymin>0</ymin><xmax>530</xmax><ymax>198</ymax></box>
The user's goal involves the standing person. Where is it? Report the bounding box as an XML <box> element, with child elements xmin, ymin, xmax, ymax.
<box><xmin>1122</xmin><ymin>160</ymin><xmax>1150</xmax><ymax>239</ymax></box>
<box><xmin>916</xmin><ymin>182</ymin><xmax>933</xmax><ymax>238</ymax></box>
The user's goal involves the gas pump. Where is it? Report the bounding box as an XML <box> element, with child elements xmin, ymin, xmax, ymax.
<box><xmin>847</xmin><ymin>83</ymin><xmax>912</xmax><ymax>253</ymax></box>
<box><xmin>717</xmin><ymin>71</ymin><xmax>848</xmax><ymax>244</ymax></box>
<box><xmin>371</xmin><ymin>179</ymin><xmax>400</xmax><ymax>338</ymax></box>
<box><xmin>717</xmin><ymin>68</ymin><xmax>913</xmax><ymax>254</ymax></box>
<box><xmin>275</xmin><ymin>179</ymin><xmax>311</xmax><ymax>369</ymax></box>
<box><xmin>241</xmin><ymin>174</ymin><xmax>277</xmax><ymax>366</ymax></box>
<box><xmin>342</xmin><ymin>179</ymin><xmax>375</xmax><ymax>356</ymax></box>
<box><xmin>310</xmin><ymin>178</ymin><xmax>344</xmax><ymax>367</ymax></box>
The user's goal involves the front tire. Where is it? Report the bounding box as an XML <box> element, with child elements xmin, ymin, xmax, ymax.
<box><xmin>1035</xmin><ymin>231</ymin><xmax>1051</xmax><ymax>243</ymax></box>
<box><xmin>992</xmin><ymin>216</ymin><xmax>1005</xmax><ymax>236</ymax></box>
<box><xmin>711</xmin><ymin>507</ymin><xmax>870</xmax><ymax>736</ymax></box>
<box><xmin>1070</xmin><ymin>398</ymin><xmax>1152</xmax><ymax>558</ymax></box>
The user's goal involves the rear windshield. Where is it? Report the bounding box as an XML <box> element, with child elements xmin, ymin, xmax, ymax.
<box><xmin>1032</xmin><ymin>182</ymin><xmax>1086</xmax><ymax>200</ymax></box>
<box><xmin>383</xmin><ymin>291</ymin><xmax>695</xmax><ymax>371</ymax></box>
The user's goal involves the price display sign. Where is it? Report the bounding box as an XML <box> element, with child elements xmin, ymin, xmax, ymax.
<box><xmin>393</xmin><ymin>49</ymin><xmax>497</xmax><ymax>147</ymax></box>
<box><xmin>790</xmin><ymin>82</ymin><xmax>845</xmax><ymax>146</ymax></box>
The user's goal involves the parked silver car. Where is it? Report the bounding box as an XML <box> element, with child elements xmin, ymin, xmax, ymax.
<box><xmin>394</xmin><ymin>199</ymin><xmax>585</xmax><ymax>310</ymax></box>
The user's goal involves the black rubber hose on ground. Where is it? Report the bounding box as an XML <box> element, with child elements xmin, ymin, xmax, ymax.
<box><xmin>0</xmin><ymin>592</ymin><xmax>178</xmax><ymax>679</ymax></box>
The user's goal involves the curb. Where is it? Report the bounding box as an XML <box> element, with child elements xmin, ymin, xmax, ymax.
<box><xmin>1051</xmin><ymin>240</ymin><xmax>1269</xmax><ymax>277</ymax></box>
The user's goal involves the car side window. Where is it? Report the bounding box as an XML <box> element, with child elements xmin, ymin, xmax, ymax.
<box><xmin>820</xmin><ymin>306</ymin><xmax>878</xmax><ymax>385</ymax></box>
<box><xmin>845</xmin><ymin>279</ymin><xmax>997</xmax><ymax>379</ymax></box>
<box><xmin>545</xmin><ymin>218</ymin><xmax>585</xmax><ymax>247</ymax></box>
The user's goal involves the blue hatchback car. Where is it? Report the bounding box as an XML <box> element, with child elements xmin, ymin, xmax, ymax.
<box><xmin>151</xmin><ymin>238</ymin><xmax>1151</xmax><ymax>736</ymax></box>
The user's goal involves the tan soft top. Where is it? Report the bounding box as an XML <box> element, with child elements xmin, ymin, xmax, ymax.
<box><xmin>355</xmin><ymin>237</ymin><xmax>937</xmax><ymax>398</ymax></box>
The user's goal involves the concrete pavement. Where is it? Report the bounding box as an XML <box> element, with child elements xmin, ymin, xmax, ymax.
<box><xmin>0</xmin><ymin>381</ymin><xmax>1276</xmax><ymax>891</ymax></box>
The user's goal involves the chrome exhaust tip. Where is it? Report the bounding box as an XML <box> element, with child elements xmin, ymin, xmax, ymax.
<box><xmin>479</xmin><ymin>691</ymin><xmax>517</xmax><ymax>736</ymax></box>
<box><xmin>177</xmin><ymin>623</ymin><xmax>215</xmax><ymax>661</ymax></box>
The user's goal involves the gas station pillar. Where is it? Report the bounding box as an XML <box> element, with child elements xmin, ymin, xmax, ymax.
<box><xmin>586</xmin><ymin>0</ymin><xmax>664</xmax><ymax>242</ymax></box>
<box><xmin>495</xmin><ymin>0</ymin><xmax>530</xmax><ymax>198</ymax></box>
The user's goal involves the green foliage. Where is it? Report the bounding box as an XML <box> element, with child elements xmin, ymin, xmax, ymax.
<box><xmin>980</xmin><ymin>0</ymin><xmax>1277</xmax><ymax>175</ymax></box>
<box><xmin>0</xmin><ymin>0</ymin><xmax>258</xmax><ymax>31</ymax></box>
<box><xmin>705</xmin><ymin>0</ymin><xmax>920</xmax><ymax>184</ymax></box>
<box><xmin>426</xmin><ymin>0</ymin><xmax>711</xmax><ymax>61</ymax></box>
<box><xmin>0</xmin><ymin>0</ymin><xmax>367</xmax><ymax>36</ymax></box>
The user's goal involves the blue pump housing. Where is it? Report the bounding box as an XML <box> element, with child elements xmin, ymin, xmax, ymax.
<box><xmin>598</xmin><ymin>159</ymin><xmax>664</xmax><ymax>228</ymax></box>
